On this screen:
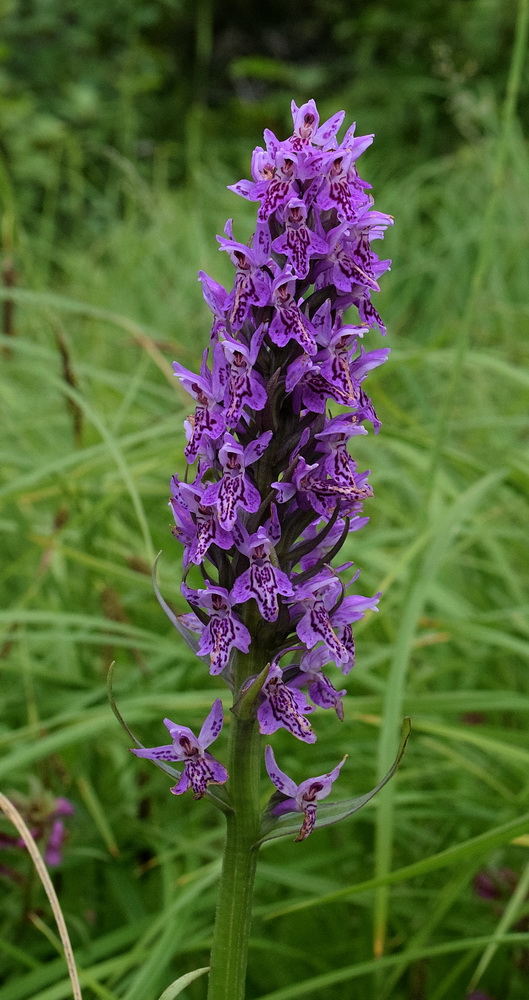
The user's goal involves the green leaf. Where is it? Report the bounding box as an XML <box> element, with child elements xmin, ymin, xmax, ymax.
<box><xmin>152</xmin><ymin>552</ymin><xmax>203</xmax><ymax>657</ymax></box>
<box><xmin>257</xmin><ymin>718</ymin><xmax>411</xmax><ymax>845</ymax></box>
<box><xmin>156</xmin><ymin>967</ymin><xmax>210</xmax><ymax>1000</ymax></box>
<box><xmin>231</xmin><ymin>661</ymin><xmax>270</xmax><ymax>720</ymax></box>
<box><xmin>106</xmin><ymin>661</ymin><xmax>181</xmax><ymax>783</ymax></box>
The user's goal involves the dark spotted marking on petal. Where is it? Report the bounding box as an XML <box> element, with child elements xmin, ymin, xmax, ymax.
<box><xmin>296</xmin><ymin>802</ymin><xmax>317</xmax><ymax>840</ymax></box>
<box><xmin>266</xmin><ymin>678</ymin><xmax>314</xmax><ymax>740</ymax></box>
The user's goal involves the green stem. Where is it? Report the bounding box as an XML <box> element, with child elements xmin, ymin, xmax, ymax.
<box><xmin>207</xmin><ymin>645</ymin><xmax>264</xmax><ymax>1000</ymax></box>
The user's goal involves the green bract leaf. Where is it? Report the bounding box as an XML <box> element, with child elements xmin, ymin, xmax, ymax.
<box><xmin>257</xmin><ymin>717</ymin><xmax>411</xmax><ymax>845</ymax></box>
<box><xmin>231</xmin><ymin>661</ymin><xmax>270</xmax><ymax>720</ymax></box>
<box><xmin>152</xmin><ymin>551</ymin><xmax>203</xmax><ymax>656</ymax></box>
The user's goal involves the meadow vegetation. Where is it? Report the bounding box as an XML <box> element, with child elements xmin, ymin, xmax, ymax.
<box><xmin>1</xmin><ymin>2</ymin><xmax>529</xmax><ymax>998</ymax></box>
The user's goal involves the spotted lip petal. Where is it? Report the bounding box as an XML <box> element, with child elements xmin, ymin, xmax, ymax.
<box><xmin>258</xmin><ymin>664</ymin><xmax>316</xmax><ymax>743</ymax></box>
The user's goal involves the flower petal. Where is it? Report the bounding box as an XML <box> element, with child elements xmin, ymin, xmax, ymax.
<box><xmin>264</xmin><ymin>745</ymin><xmax>298</xmax><ymax>797</ymax></box>
<box><xmin>198</xmin><ymin>698</ymin><xmax>225</xmax><ymax>749</ymax></box>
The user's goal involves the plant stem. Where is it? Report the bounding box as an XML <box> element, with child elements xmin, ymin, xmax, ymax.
<box><xmin>207</xmin><ymin>645</ymin><xmax>264</xmax><ymax>1000</ymax></box>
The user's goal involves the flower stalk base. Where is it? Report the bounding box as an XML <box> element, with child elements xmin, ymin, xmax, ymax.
<box><xmin>207</xmin><ymin>714</ymin><xmax>261</xmax><ymax>1000</ymax></box>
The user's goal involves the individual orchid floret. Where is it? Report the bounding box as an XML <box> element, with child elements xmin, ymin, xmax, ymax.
<box><xmin>231</xmin><ymin>513</ymin><xmax>294</xmax><ymax>622</ymax></box>
<box><xmin>325</xmin><ymin>212</ymin><xmax>393</xmax><ymax>296</ymax></box>
<box><xmin>213</xmin><ymin>327</ymin><xmax>267</xmax><ymax>424</ymax></box>
<box><xmin>265</xmin><ymin>745</ymin><xmax>347</xmax><ymax>840</ymax></box>
<box><xmin>321</xmin><ymin>585</ymin><xmax>381</xmax><ymax>674</ymax></box>
<box><xmin>131</xmin><ymin>699</ymin><xmax>228</xmax><ymax>799</ymax></box>
<box><xmin>273</xmin><ymin>454</ymin><xmax>372</xmax><ymax>518</ymax></box>
<box><xmin>229</xmin><ymin>147</ymin><xmax>300</xmax><ymax>250</ymax></box>
<box><xmin>173</xmin><ymin>350</ymin><xmax>225</xmax><ymax>463</ymax></box>
<box><xmin>315</xmin><ymin>222</ymin><xmax>383</xmax><ymax>295</ymax></box>
<box><xmin>289</xmin><ymin>99</ymin><xmax>345</xmax><ymax>152</ymax></box>
<box><xmin>285</xmin><ymin>352</ymin><xmax>356</xmax><ymax>413</ymax></box>
<box><xmin>257</xmin><ymin>661</ymin><xmax>316</xmax><ymax>742</ymax></box>
<box><xmin>316</xmin><ymin>328</ymin><xmax>370</xmax><ymax>404</ymax></box>
<box><xmin>312</xmin><ymin>301</ymin><xmax>390</xmax><ymax>401</ymax></box>
<box><xmin>336</xmin><ymin>284</ymin><xmax>388</xmax><ymax>335</ymax></box>
<box><xmin>289</xmin><ymin>572</ymin><xmax>380</xmax><ymax>671</ymax></box>
<box><xmin>268</xmin><ymin>272</ymin><xmax>318</xmax><ymax>355</ymax></box>
<box><xmin>167</xmin><ymin>485</ymin><xmax>197</xmax><ymax>569</ymax></box>
<box><xmin>170</xmin><ymin>476</ymin><xmax>233</xmax><ymax>566</ymax></box>
<box><xmin>316</xmin><ymin>145</ymin><xmax>372</xmax><ymax>223</ymax></box>
<box><xmin>181</xmin><ymin>583</ymin><xmax>251</xmax><ymax>675</ymax></box>
<box><xmin>271</xmin><ymin>198</ymin><xmax>328</xmax><ymax>279</ymax></box>
<box><xmin>271</xmin><ymin>454</ymin><xmax>319</xmax><ymax>507</ymax></box>
<box><xmin>315</xmin><ymin>416</ymin><xmax>368</xmax><ymax>487</ymax></box>
<box><xmin>287</xmin><ymin>341</ymin><xmax>389</xmax><ymax>424</ymax></box>
<box><xmin>290</xmin><ymin>573</ymin><xmax>353</xmax><ymax>665</ymax></box>
<box><xmin>256</xmin><ymin>149</ymin><xmax>300</xmax><ymax>224</ymax></box>
<box><xmin>218</xmin><ymin>223</ymin><xmax>272</xmax><ymax>326</ymax></box>
<box><xmin>201</xmin><ymin>430</ymin><xmax>272</xmax><ymax>530</ymax></box>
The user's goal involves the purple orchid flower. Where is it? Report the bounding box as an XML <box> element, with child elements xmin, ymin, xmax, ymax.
<box><xmin>173</xmin><ymin>350</ymin><xmax>225</xmax><ymax>463</ymax></box>
<box><xmin>257</xmin><ymin>661</ymin><xmax>316</xmax><ymax>743</ymax></box>
<box><xmin>131</xmin><ymin>699</ymin><xmax>228</xmax><ymax>799</ymax></box>
<box><xmin>231</xmin><ymin>512</ymin><xmax>294</xmax><ymax>622</ymax></box>
<box><xmin>315</xmin><ymin>153</ymin><xmax>365</xmax><ymax>224</ymax></box>
<box><xmin>255</xmin><ymin>149</ymin><xmax>300</xmax><ymax>224</ymax></box>
<box><xmin>265</xmin><ymin>745</ymin><xmax>347</xmax><ymax>840</ymax></box>
<box><xmin>315</xmin><ymin>416</ymin><xmax>368</xmax><ymax>487</ymax></box>
<box><xmin>315</xmin><ymin>221</ymin><xmax>385</xmax><ymax>294</ymax></box>
<box><xmin>268</xmin><ymin>271</ymin><xmax>318</xmax><ymax>355</ymax></box>
<box><xmin>289</xmin><ymin>572</ymin><xmax>380</xmax><ymax>672</ymax></box>
<box><xmin>273</xmin><ymin>453</ymin><xmax>373</xmax><ymax>518</ymax></box>
<box><xmin>271</xmin><ymin>198</ymin><xmax>328</xmax><ymax>279</ymax></box>
<box><xmin>288</xmin><ymin>99</ymin><xmax>345</xmax><ymax>152</ymax></box>
<box><xmin>134</xmin><ymin>101</ymin><xmax>396</xmax><ymax>863</ymax></box>
<box><xmin>212</xmin><ymin>327</ymin><xmax>267</xmax><ymax>424</ymax></box>
<box><xmin>286</xmin><ymin>352</ymin><xmax>355</xmax><ymax>413</ymax></box>
<box><xmin>218</xmin><ymin>222</ymin><xmax>272</xmax><ymax>326</ymax></box>
<box><xmin>228</xmin><ymin>145</ymin><xmax>300</xmax><ymax>257</ymax></box>
<box><xmin>170</xmin><ymin>476</ymin><xmax>234</xmax><ymax>566</ymax></box>
<box><xmin>181</xmin><ymin>583</ymin><xmax>251</xmax><ymax>675</ymax></box>
<box><xmin>201</xmin><ymin>430</ymin><xmax>272</xmax><ymax>530</ymax></box>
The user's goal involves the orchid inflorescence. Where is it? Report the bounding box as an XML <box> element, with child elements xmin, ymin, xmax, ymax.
<box><xmin>132</xmin><ymin>99</ymin><xmax>393</xmax><ymax>841</ymax></box>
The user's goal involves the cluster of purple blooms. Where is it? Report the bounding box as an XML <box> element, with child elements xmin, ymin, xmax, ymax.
<box><xmin>1</xmin><ymin>788</ymin><xmax>74</xmax><ymax>880</ymax></box>
<box><xmin>133</xmin><ymin>100</ymin><xmax>393</xmax><ymax>840</ymax></box>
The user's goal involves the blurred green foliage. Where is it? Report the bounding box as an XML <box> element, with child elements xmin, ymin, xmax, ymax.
<box><xmin>0</xmin><ymin>0</ymin><xmax>524</xmax><ymax>223</ymax></box>
<box><xmin>1</xmin><ymin>2</ymin><xmax>529</xmax><ymax>998</ymax></box>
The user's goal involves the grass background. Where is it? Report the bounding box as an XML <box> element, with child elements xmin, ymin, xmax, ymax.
<box><xmin>1</xmin><ymin>4</ymin><xmax>529</xmax><ymax>998</ymax></box>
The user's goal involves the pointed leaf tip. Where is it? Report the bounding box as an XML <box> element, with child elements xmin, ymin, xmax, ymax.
<box><xmin>156</xmin><ymin>967</ymin><xmax>210</xmax><ymax>1000</ymax></box>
